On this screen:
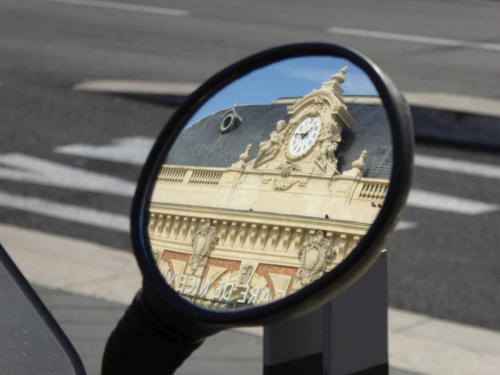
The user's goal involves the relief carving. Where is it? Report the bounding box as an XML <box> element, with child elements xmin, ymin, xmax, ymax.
<box><xmin>308</xmin><ymin>97</ymin><xmax>327</xmax><ymax>116</ymax></box>
<box><xmin>296</xmin><ymin>231</ymin><xmax>336</xmax><ymax>286</ymax></box>
<box><xmin>273</xmin><ymin>161</ymin><xmax>301</xmax><ymax>191</ymax></box>
<box><xmin>189</xmin><ymin>219</ymin><xmax>219</xmax><ymax>273</ymax></box>
<box><xmin>238</xmin><ymin>264</ymin><xmax>254</xmax><ymax>285</ymax></box>
<box><xmin>253</xmin><ymin>120</ymin><xmax>287</xmax><ymax>167</ymax></box>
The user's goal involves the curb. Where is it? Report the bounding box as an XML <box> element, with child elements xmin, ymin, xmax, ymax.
<box><xmin>411</xmin><ymin>106</ymin><xmax>500</xmax><ymax>149</ymax></box>
<box><xmin>74</xmin><ymin>80</ymin><xmax>500</xmax><ymax>149</ymax></box>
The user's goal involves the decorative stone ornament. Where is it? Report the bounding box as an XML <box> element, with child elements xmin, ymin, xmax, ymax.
<box><xmin>231</xmin><ymin>144</ymin><xmax>252</xmax><ymax>170</ymax></box>
<box><xmin>189</xmin><ymin>219</ymin><xmax>219</xmax><ymax>273</ymax></box>
<box><xmin>272</xmin><ymin>161</ymin><xmax>301</xmax><ymax>191</ymax></box>
<box><xmin>343</xmin><ymin>150</ymin><xmax>367</xmax><ymax>177</ymax></box>
<box><xmin>296</xmin><ymin>231</ymin><xmax>336</xmax><ymax>287</ymax></box>
<box><xmin>220</xmin><ymin>103</ymin><xmax>242</xmax><ymax>133</ymax></box>
<box><xmin>253</xmin><ymin>120</ymin><xmax>287</xmax><ymax>168</ymax></box>
<box><xmin>237</xmin><ymin>263</ymin><xmax>255</xmax><ymax>285</ymax></box>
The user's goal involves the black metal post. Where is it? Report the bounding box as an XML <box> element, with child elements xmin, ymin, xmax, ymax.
<box><xmin>264</xmin><ymin>252</ymin><xmax>388</xmax><ymax>375</ymax></box>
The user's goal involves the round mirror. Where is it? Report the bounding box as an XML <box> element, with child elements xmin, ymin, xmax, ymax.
<box><xmin>133</xmin><ymin>44</ymin><xmax>413</xmax><ymax>322</ymax></box>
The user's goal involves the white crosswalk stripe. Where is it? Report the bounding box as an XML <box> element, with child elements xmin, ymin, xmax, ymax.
<box><xmin>415</xmin><ymin>154</ymin><xmax>500</xmax><ymax>180</ymax></box>
<box><xmin>408</xmin><ymin>189</ymin><xmax>499</xmax><ymax>215</ymax></box>
<box><xmin>0</xmin><ymin>153</ymin><xmax>135</xmax><ymax>196</ymax></box>
<box><xmin>41</xmin><ymin>0</ymin><xmax>190</xmax><ymax>17</ymax></box>
<box><xmin>0</xmin><ymin>191</ymin><xmax>129</xmax><ymax>232</ymax></box>
<box><xmin>55</xmin><ymin>136</ymin><xmax>154</xmax><ymax>166</ymax></box>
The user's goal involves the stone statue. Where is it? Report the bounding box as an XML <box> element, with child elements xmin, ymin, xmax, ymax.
<box><xmin>253</xmin><ymin>120</ymin><xmax>286</xmax><ymax>167</ymax></box>
<box><xmin>315</xmin><ymin>122</ymin><xmax>341</xmax><ymax>172</ymax></box>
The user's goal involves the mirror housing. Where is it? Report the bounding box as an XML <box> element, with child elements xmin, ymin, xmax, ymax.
<box><xmin>131</xmin><ymin>43</ymin><xmax>413</xmax><ymax>329</ymax></box>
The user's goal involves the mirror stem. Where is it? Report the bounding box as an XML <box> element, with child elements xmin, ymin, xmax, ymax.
<box><xmin>102</xmin><ymin>288</ymin><xmax>207</xmax><ymax>375</ymax></box>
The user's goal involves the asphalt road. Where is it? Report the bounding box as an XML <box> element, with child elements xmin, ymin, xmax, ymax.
<box><xmin>1</xmin><ymin>0</ymin><xmax>500</xmax><ymax>331</ymax></box>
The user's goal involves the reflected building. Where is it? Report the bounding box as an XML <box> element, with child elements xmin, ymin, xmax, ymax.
<box><xmin>148</xmin><ymin>68</ymin><xmax>392</xmax><ymax>310</ymax></box>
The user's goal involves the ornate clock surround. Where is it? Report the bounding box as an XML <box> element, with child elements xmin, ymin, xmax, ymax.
<box><xmin>282</xmin><ymin>83</ymin><xmax>356</xmax><ymax>165</ymax></box>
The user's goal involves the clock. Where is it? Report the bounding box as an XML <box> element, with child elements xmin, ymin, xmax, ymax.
<box><xmin>288</xmin><ymin>117</ymin><xmax>321</xmax><ymax>157</ymax></box>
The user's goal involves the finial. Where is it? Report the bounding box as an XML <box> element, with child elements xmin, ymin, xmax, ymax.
<box><xmin>239</xmin><ymin>144</ymin><xmax>252</xmax><ymax>164</ymax></box>
<box><xmin>331</xmin><ymin>66</ymin><xmax>348</xmax><ymax>84</ymax></box>
<box><xmin>352</xmin><ymin>150</ymin><xmax>367</xmax><ymax>171</ymax></box>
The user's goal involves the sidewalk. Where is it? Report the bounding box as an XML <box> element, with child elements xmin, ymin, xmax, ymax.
<box><xmin>74</xmin><ymin>80</ymin><xmax>500</xmax><ymax>149</ymax></box>
<box><xmin>2</xmin><ymin>223</ymin><xmax>500</xmax><ymax>375</ymax></box>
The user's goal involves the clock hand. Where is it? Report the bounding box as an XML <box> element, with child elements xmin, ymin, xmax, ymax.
<box><xmin>301</xmin><ymin>127</ymin><xmax>313</xmax><ymax>139</ymax></box>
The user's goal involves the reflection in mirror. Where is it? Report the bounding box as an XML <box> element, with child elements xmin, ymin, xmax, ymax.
<box><xmin>147</xmin><ymin>56</ymin><xmax>392</xmax><ymax>311</ymax></box>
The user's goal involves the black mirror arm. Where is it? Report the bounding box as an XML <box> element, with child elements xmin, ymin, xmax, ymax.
<box><xmin>102</xmin><ymin>282</ymin><xmax>223</xmax><ymax>375</ymax></box>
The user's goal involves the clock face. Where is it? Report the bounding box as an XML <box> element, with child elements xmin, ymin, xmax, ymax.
<box><xmin>289</xmin><ymin>117</ymin><xmax>321</xmax><ymax>157</ymax></box>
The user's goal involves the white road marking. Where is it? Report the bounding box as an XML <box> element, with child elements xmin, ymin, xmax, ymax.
<box><xmin>0</xmin><ymin>191</ymin><xmax>128</xmax><ymax>232</ymax></box>
<box><xmin>73</xmin><ymin>80</ymin><xmax>199</xmax><ymax>96</ymax></box>
<box><xmin>415</xmin><ymin>154</ymin><xmax>500</xmax><ymax>180</ymax></box>
<box><xmin>41</xmin><ymin>0</ymin><xmax>190</xmax><ymax>17</ymax></box>
<box><xmin>327</xmin><ymin>27</ymin><xmax>500</xmax><ymax>52</ymax></box>
<box><xmin>55</xmin><ymin>136</ymin><xmax>154</xmax><ymax>166</ymax></box>
<box><xmin>408</xmin><ymin>189</ymin><xmax>499</xmax><ymax>215</ymax></box>
<box><xmin>395</xmin><ymin>221</ymin><xmax>418</xmax><ymax>231</ymax></box>
<box><xmin>0</xmin><ymin>153</ymin><xmax>135</xmax><ymax>196</ymax></box>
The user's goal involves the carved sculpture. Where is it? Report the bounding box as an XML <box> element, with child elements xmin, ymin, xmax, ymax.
<box><xmin>308</xmin><ymin>97</ymin><xmax>327</xmax><ymax>116</ymax></box>
<box><xmin>189</xmin><ymin>219</ymin><xmax>219</xmax><ymax>273</ymax></box>
<box><xmin>296</xmin><ymin>231</ymin><xmax>336</xmax><ymax>286</ymax></box>
<box><xmin>253</xmin><ymin>120</ymin><xmax>286</xmax><ymax>167</ymax></box>
<box><xmin>273</xmin><ymin>161</ymin><xmax>301</xmax><ymax>191</ymax></box>
<box><xmin>314</xmin><ymin>122</ymin><xmax>341</xmax><ymax>173</ymax></box>
<box><xmin>238</xmin><ymin>264</ymin><xmax>254</xmax><ymax>285</ymax></box>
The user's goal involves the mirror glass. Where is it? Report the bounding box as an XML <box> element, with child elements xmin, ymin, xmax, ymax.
<box><xmin>147</xmin><ymin>56</ymin><xmax>392</xmax><ymax>311</ymax></box>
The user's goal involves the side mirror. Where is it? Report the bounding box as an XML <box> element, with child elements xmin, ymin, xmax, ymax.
<box><xmin>104</xmin><ymin>43</ymin><xmax>414</xmax><ymax>374</ymax></box>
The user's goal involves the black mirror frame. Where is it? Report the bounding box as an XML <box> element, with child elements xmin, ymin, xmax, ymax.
<box><xmin>131</xmin><ymin>43</ymin><xmax>414</xmax><ymax>328</ymax></box>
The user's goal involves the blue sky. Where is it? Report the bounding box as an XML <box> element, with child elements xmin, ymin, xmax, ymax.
<box><xmin>184</xmin><ymin>55</ymin><xmax>378</xmax><ymax>127</ymax></box>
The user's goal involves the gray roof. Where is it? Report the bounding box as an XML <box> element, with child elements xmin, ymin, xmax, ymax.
<box><xmin>165</xmin><ymin>103</ymin><xmax>392</xmax><ymax>179</ymax></box>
